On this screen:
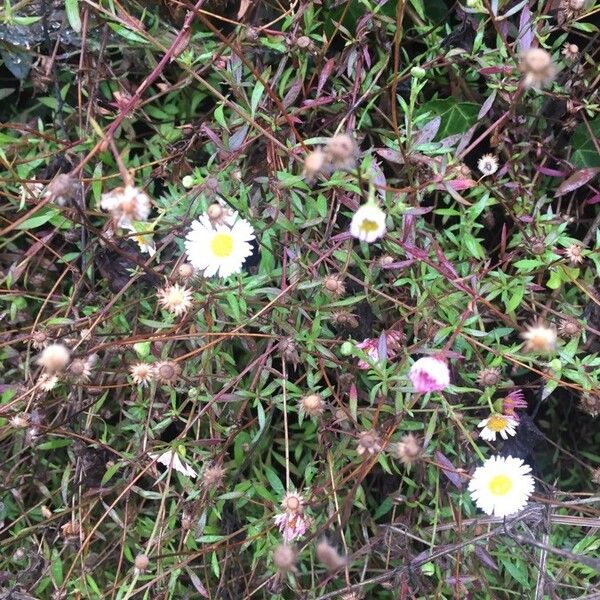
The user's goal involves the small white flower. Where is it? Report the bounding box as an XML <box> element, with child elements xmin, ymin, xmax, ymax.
<box><xmin>477</xmin><ymin>154</ymin><xmax>499</xmax><ymax>176</ymax></box>
<box><xmin>149</xmin><ymin>449</ymin><xmax>197</xmax><ymax>479</ymax></box>
<box><xmin>184</xmin><ymin>213</ymin><xmax>255</xmax><ymax>278</ymax></box>
<box><xmin>478</xmin><ymin>414</ymin><xmax>518</xmax><ymax>441</ymax></box>
<box><xmin>350</xmin><ymin>204</ymin><xmax>386</xmax><ymax>243</ymax></box>
<box><xmin>157</xmin><ymin>283</ymin><xmax>193</xmax><ymax>316</ymax></box>
<box><xmin>468</xmin><ymin>455</ymin><xmax>535</xmax><ymax>517</ymax></box>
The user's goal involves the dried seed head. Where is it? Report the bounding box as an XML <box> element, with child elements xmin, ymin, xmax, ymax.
<box><xmin>477</xmin><ymin>367</ymin><xmax>502</xmax><ymax>388</ymax></box>
<box><xmin>281</xmin><ymin>491</ymin><xmax>304</xmax><ymax>514</ymax></box>
<box><xmin>392</xmin><ymin>433</ymin><xmax>422</xmax><ymax>467</ymax></box>
<box><xmin>530</xmin><ymin>238</ymin><xmax>546</xmax><ymax>255</ymax></box>
<box><xmin>43</xmin><ymin>173</ymin><xmax>78</xmax><ymax>206</ymax></box>
<box><xmin>520</xmin><ymin>48</ymin><xmax>556</xmax><ymax>89</ymax></box>
<box><xmin>295</xmin><ymin>35</ymin><xmax>311</xmax><ymax>49</ymax></box>
<box><xmin>330</xmin><ymin>310</ymin><xmax>359</xmax><ymax>329</ymax></box>
<box><xmin>153</xmin><ymin>361</ymin><xmax>181</xmax><ymax>385</ymax></box>
<box><xmin>203</xmin><ymin>464</ymin><xmax>226</xmax><ymax>489</ymax></box>
<box><xmin>522</xmin><ymin>322</ymin><xmax>557</xmax><ymax>353</ymax></box>
<box><xmin>10</xmin><ymin>413</ymin><xmax>31</xmax><ymax>429</ymax></box>
<box><xmin>477</xmin><ymin>154</ymin><xmax>499</xmax><ymax>176</ymax></box>
<box><xmin>134</xmin><ymin>554</ymin><xmax>150</xmax><ymax>571</ymax></box>
<box><xmin>300</xmin><ymin>394</ymin><xmax>325</xmax><ymax>418</ymax></box>
<box><xmin>562</xmin><ymin>43</ymin><xmax>579</xmax><ymax>60</ymax></box>
<box><xmin>323</xmin><ymin>274</ymin><xmax>346</xmax><ymax>297</ymax></box>
<box><xmin>558</xmin><ymin>318</ymin><xmax>582</xmax><ymax>337</ymax></box>
<box><xmin>61</xmin><ymin>521</ymin><xmax>81</xmax><ymax>540</ymax></box>
<box><xmin>69</xmin><ymin>358</ymin><xmax>92</xmax><ymax>382</ymax></box>
<box><xmin>157</xmin><ymin>283</ymin><xmax>193</xmax><ymax>316</ymax></box>
<box><xmin>316</xmin><ymin>539</ymin><xmax>347</xmax><ymax>571</ymax></box>
<box><xmin>324</xmin><ymin>134</ymin><xmax>360</xmax><ymax>170</ymax></box>
<box><xmin>279</xmin><ymin>337</ymin><xmax>299</xmax><ymax>364</ymax></box>
<box><xmin>303</xmin><ymin>149</ymin><xmax>327</xmax><ymax>181</ymax></box>
<box><xmin>177</xmin><ymin>262</ymin><xmax>195</xmax><ymax>281</ymax></box>
<box><xmin>578</xmin><ymin>392</ymin><xmax>600</xmax><ymax>417</ymax></box>
<box><xmin>592</xmin><ymin>467</ymin><xmax>600</xmax><ymax>485</ymax></box>
<box><xmin>356</xmin><ymin>430</ymin><xmax>382</xmax><ymax>456</ymax></box>
<box><xmin>273</xmin><ymin>544</ymin><xmax>297</xmax><ymax>572</ymax></box>
<box><xmin>207</xmin><ymin>202</ymin><xmax>224</xmax><ymax>222</ymax></box>
<box><xmin>37</xmin><ymin>343</ymin><xmax>70</xmax><ymax>372</ymax></box>
<box><xmin>38</xmin><ymin>373</ymin><xmax>59</xmax><ymax>392</ymax></box>
<box><xmin>31</xmin><ymin>330</ymin><xmax>48</xmax><ymax>350</ymax></box>
<box><xmin>130</xmin><ymin>363</ymin><xmax>153</xmax><ymax>387</ymax></box>
<box><xmin>565</xmin><ymin>244</ymin><xmax>584</xmax><ymax>265</ymax></box>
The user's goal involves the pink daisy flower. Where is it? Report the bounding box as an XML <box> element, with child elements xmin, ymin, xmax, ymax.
<box><xmin>356</xmin><ymin>331</ymin><xmax>402</xmax><ymax>369</ymax></box>
<box><xmin>408</xmin><ymin>356</ymin><xmax>450</xmax><ymax>393</ymax></box>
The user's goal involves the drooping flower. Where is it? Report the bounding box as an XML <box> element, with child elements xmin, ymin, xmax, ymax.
<box><xmin>130</xmin><ymin>363</ymin><xmax>153</xmax><ymax>387</ymax></box>
<box><xmin>350</xmin><ymin>204</ymin><xmax>386</xmax><ymax>243</ymax></box>
<box><xmin>502</xmin><ymin>389</ymin><xmax>528</xmax><ymax>420</ymax></box>
<box><xmin>149</xmin><ymin>448</ymin><xmax>197</xmax><ymax>478</ymax></box>
<box><xmin>468</xmin><ymin>455</ymin><xmax>535</xmax><ymax>517</ymax></box>
<box><xmin>274</xmin><ymin>491</ymin><xmax>309</xmax><ymax>544</ymax></box>
<box><xmin>356</xmin><ymin>330</ymin><xmax>402</xmax><ymax>369</ymax></box>
<box><xmin>408</xmin><ymin>356</ymin><xmax>450</xmax><ymax>393</ymax></box>
<box><xmin>519</xmin><ymin>48</ymin><xmax>556</xmax><ymax>90</ymax></box>
<box><xmin>478</xmin><ymin>414</ymin><xmax>518</xmax><ymax>441</ymax></box>
<box><xmin>37</xmin><ymin>343</ymin><xmax>70</xmax><ymax>372</ymax></box>
<box><xmin>521</xmin><ymin>322</ymin><xmax>557</xmax><ymax>353</ymax></box>
<box><xmin>477</xmin><ymin>154</ymin><xmax>499</xmax><ymax>177</ymax></box>
<box><xmin>185</xmin><ymin>213</ymin><xmax>255</xmax><ymax>278</ymax></box>
<box><xmin>157</xmin><ymin>283</ymin><xmax>193</xmax><ymax>316</ymax></box>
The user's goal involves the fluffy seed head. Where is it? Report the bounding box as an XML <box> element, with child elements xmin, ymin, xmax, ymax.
<box><xmin>521</xmin><ymin>322</ymin><xmax>557</xmax><ymax>353</ymax></box>
<box><xmin>203</xmin><ymin>464</ymin><xmax>226</xmax><ymax>489</ymax></box>
<box><xmin>303</xmin><ymin>149</ymin><xmax>326</xmax><ymax>180</ymax></box>
<box><xmin>38</xmin><ymin>373</ymin><xmax>59</xmax><ymax>392</ymax></box>
<box><xmin>357</xmin><ymin>430</ymin><xmax>382</xmax><ymax>456</ymax></box>
<box><xmin>134</xmin><ymin>554</ymin><xmax>149</xmax><ymax>571</ymax></box>
<box><xmin>324</xmin><ymin>134</ymin><xmax>360</xmax><ymax>170</ymax></box>
<box><xmin>520</xmin><ymin>48</ymin><xmax>556</xmax><ymax>89</ymax></box>
<box><xmin>324</xmin><ymin>274</ymin><xmax>346</xmax><ymax>297</ymax></box>
<box><xmin>300</xmin><ymin>394</ymin><xmax>325</xmax><ymax>417</ymax></box>
<box><xmin>477</xmin><ymin>367</ymin><xmax>502</xmax><ymax>388</ymax></box>
<box><xmin>392</xmin><ymin>433</ymin><xmax>422</xmax><ymax>467</ymax></box>
<box><xmin>10</xmin><ymin>413</ymin><xmax>31</xmax><ymax>429</ymax></box>
<box><xmin>43</xmin><ymin>173</ymin><xmax>78</xmax><ymax>206</ymax></box>
<box><xmin>37</xmin><ymin>343</ymin><xmax>70</xmax><ymax>372</ymax></box>
<box><xmin>273</xmin><ymin>544</ymin><xmax>297</xmax><ymax>572</ymax></box>
<box><xmin>477</xmin><ymin>154</ymin><xmax>499</xmax><ymax>176</ymax></box>
<box><xmin>316</xmin><ymin>539</ymin><xmax>347</xmax><ymax>571</ymax></box>
<box><xmin>153</xmin><ymin>361</ymin><xmax>181</xmax><ymax>385</ymax></box>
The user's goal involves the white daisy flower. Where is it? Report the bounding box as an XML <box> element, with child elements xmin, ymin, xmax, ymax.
<box><xmin>468</xmin><ymin>455</ymin><xmax>535</xmax><ymax>517</ymax></box>
<box><xmin>477</xmin><ymin>154</ymin><xmax>499</xmax><ymax>176</ymax></box>
<box><xmin>149</xmin><ymin>449</ymin><xmax>197</xmax><ymax>479</ymax></box>
<box><xmin>184</xmin><ymin>214</ymin><xmax>255</xmax><ymax>278</ymax></box>
<box><xmin>477</xmin><ymin>414</ymin><xmax>518</xmax><ymax>441</ymax></box>
<box><xmin>350</xmin><ymin>204</ymin><xmax>386</xmax><ymax>243</ymax></box>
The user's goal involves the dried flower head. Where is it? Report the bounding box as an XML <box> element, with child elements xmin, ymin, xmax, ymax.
<box><xmin>100</xmin><ymin>185</ymin><xmax>151</xmax><ymax>228</ymax></box>
<box><xmin>61</xmin><ymin>521</ymin><xmax>82</xmax><ymax>541</ymax></box>
<box><xmin>203</xmin><ymin>464</ymin><xmax>226</xmax><ymax>489</ymax></box>
<box><xmin>408</xmin><ymin>356</ymin><xmax>450</xmax><ymax>393</ymax></box>
<box><xmin>37</xmin><ymin>343</ymin><xmax>70</xmax><ymax>372</ymax></box>
<box><xmin>273</xmin><ymin>544</ymin><xmax>297</xmax><ymax>573</ymax></box>
<box><xmin>392</xmin><ymin>433</ymin><xmax>422</xmax><ymax>467</ymax></box>
<box><xmin>38</xmin><ymin>373</ymin><xmax>59</xmax><ymax>392</ymax></box>
<box><xmin>274</xmin><ymin>491</ymin><xmax>309</xmax><ymax>543</ymax></box>
<box><xmin>356</xmin><ymin>429</ymin><xmax>382</xmax><ymax>456</ymax></box>
<box><xmin>356</xmin><ymin>330</ymin><xmax>402</xmax><ymax>369</ymax></box>
<box><xmin>281</xmin><ymin>491</ymin><xmax>304</xmax><ymax>514</ymax></box>
<box><xmin>130</xmin><ymin>363</ymin><xmax>153</xmax><ymax>387</ymax></box>
<box><xmin>559</xmin><ymin>0</ymin><xmax>586</xmax><ymax>23</ymax></box>
<box><xmin>68</xmin><ymin>357</ymin><xmax>93</xmax><ymax>383</ymax></box>
<box><xmin>558</xmin><ymin>318</ymin><xmax>582</xmax><ymax>338</ymax></box>
<box><xmin>303</xmin><ymin>149</ymin><xmax>327</xmax><ymax>181</ymax></box>
<box><xmin>316</xmin><ymin>539</ymin><xmax>347</xmax><ymax>571</ymax></box>
<box><xmin>521</xmin><ymin>322</ymin><xmax>557</xmax><ymax>353</ymax></box>
<box><xmin>562</xmin><ymin>43</ymin><xmax>579</xmax><ymax>60</ymax></box>
<box><xmin>592</xmin><ymin>467</ymin><xmax>600</xmax><ymax>485</ymax></box>
<box><xmin>578</xmin><ymin>392</ymin><xmax>600</xmax><ymax>417</ymax></box>
<box><xmin>477</xmin><ymin>154</ymin><xmax>499</xmax><ymax>176</ymax></box>
<box><xmin>31</xmin><ymin>330</ymin><xmax>49</xmax><ymax>350</ymax></box>
<box><xmin>43</xmin><ymin>173</ymin><xmax>78</xmax><ymax>206</ymax></box>
<box><xmin>279</xmin><ymin>337</ymin><xmax>299</xmax><ymax>364</ymax></box>
<box><xmin>323</xmin><ymin>274</ymin><xmax>346</xmax><ymax>297</ymax></box>
<box><xmin>330</xmin><ymin>310</ymin><xmax>359</xmax><ymax>329</ymax></box>
<box><xmin>519</xmin><ymin>48</ymin><xmax>556</xmax><ymax>90</ymax></box>
<box><xmin>564</xmin><ymin>244</ymin><xmax>584</xmax><ymax>265</ymax></box>
<box><xmin>157</xmin><ymin>283</ymin><xmax>193</xmax><ymax>316</ymax></box>
<box><xmin>324</xmin><ymin>134</ymin><xmax>360</xmax><ymax>170</ymax></box>
<box><xmin>10</xmin><ymin>413</ymin><xmax>31</xmax><ymax>429</ymax></box>
<box><xmin>134</xmin><ymin>554</ymin><xmax>149</xmax><ymax>572</ymax></box>
<box><xmin>477</xmin><ymin>367</ymin><xmax>502</xmax><ymax>388</ymax></box>
<box><xmin>153</xmin><ymin>361</ymin><xmax>181</xmax><ymax>385</ymax></box>
<box><xmin>300</xmin><ymin>394</ymin><xmax>325</xmax><ymax>418</ymax></box>
<box><xmin>177</xmin><ymin>262</ymin><xmax>195</xmax><ymax>281</ymax></box>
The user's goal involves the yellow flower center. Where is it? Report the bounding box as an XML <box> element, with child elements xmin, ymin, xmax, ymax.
<box><xmin>488</xmin><ymin>474</ymin><xmax>512</xmax><ymax>496</ymax></box>
<box><xmin>360</xmin><ymin>218</ymin><xmax>379</xmax><ymax>233</ymax></box>
<box><xmin>211</xmin><ymin>232</ymin><xmax>234</xmax><ymax>257</ymax></box>
<box><xmin>487</xmin><ymin>415</ymin><xmax>508</xmax><ymax>432</ymax></box>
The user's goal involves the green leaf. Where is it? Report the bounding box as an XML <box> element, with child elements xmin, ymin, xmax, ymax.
<box><xmin>65</xmin><ymin>0</ymin><xmax>82</xmax><ymax>33</ymax></box>
<box><xmin>570</xmin><ymin>119</ymin><xmax>600</xmax><ymax>168</ymax></box>
<box><xmin>417</xmin><ymin>99</ymin><xmax>479</xmax><ymax>138</ymax></box>
<box><xmin>251</xmin><ymin>81</ymin><xmax>265</xmax><ymax>116</ymax></box>
<box><xmin>15</xmin><ymin>207</ymin><xmax>60</xmax><ymax>230</ymax></box>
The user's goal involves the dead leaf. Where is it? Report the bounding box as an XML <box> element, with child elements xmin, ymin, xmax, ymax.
<box><xmin>238</xmin><ymin>0</ymin><xmax>252</xmax><ymax>19</ymax></box>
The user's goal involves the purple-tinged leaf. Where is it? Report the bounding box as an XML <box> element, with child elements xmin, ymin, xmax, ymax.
<box><xmin>283</xmin><ymin>79</ymin><xmax>303</xmax><ymax>108</ymax></box>
<box><xmin>478</xmin><ymin>90</ymin><xmax>496</xmax><ymax>120</ymax></box>
<box><xmin>317</xmin><ymin>59</ymin><xmax>335</xmax><ymax>97</ymax></box>
<box><xmin>302</xmin><ymin>96</ymin><xmax>336</xmax><ymax>108</ymax></box>
<box><xmin>478</xmin><ymin>66</ymin><xmax>513</xmax><ymax>77</ymax></box>
<box><xmin>443</xmin><ymin>182</ymin><xmax>473</xmax><ymax>206</ymax></box>
<box><xmin>455</xmin><ymin>125</ymin><xmax>477</xmax><ymax>156</ymax></box>
<box><xmin>555</xmin><ymin>168</ymin><xmax>600</xmax><ymax>197</ymax></box>
<box><xmin>517</xmin><ymin>2</ymin><xmax>533</xmax><ymax>52</ymax></box>
<box><xmin>414</xmin><ymin>116</ymin><xmax>441</xmax><ymax>146</ymax></box>
<box><xmin>538</xmin><ymin>166</ymin><xmax>566</xmax><ymax>177</ymax></box>
<box><xmin>370</xmin><ymin>160</ymin><xmax>387</xmax><ymax>200</ymax></box>
<box><xmin>228</xmin><ymin>124</ymin><xmax>249</xmax><ymax>151</ymax></box>
<box><xmin>201</xmin><ymin>123</ymin><xmax>224</xmax><ymax>150</ymax></box>
<box><xmin>474</xmin><ymin>545</ymin><xmax>499</xmax><ymax>571</ymax></box>
<box><xmin>186</xmin><ymin>570</ymin><xmax>209</xmax><ymax>597</ymax></box>
<box><xmin>585</xmin><ymin>192</ymin><xmax>600</xmax><ymax>205</ymax></box>
<box><xmin>436</xmin><ymin>178</ymin><xmax>477</xmax><ymax>191</ymax></box>
<box><xmin>377</xmin><ymin>332</ymin><xmax>388</xmax><ymax>362</ymax></box>
<box><xmin>376</xmin><ymin>148</ymin><xmax>405</xmax><ymax>164</ymax></box>
<box><xmin>434</xmin><ymin>451</ymin><xmax>464</xmax><ymax>489</ymax></box>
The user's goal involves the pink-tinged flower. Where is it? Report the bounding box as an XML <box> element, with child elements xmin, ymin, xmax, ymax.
<box><xmin>408</xmin><ymin>357</ymin><xmax>450</xmax><ymax>393</ymax></box>
<box><xmin>356</xmin><ymin>331</ymin><xmax>402</xmax><ymax>369</ymax></box>
<box><xmin>273</xmin><ymin>491</ymin><xmax>309</xmax><ymax>544</ymax></box>
<box><xmin>502</xmin><ymin>389</ymin><xmax>528</xmax><ymax>420</ymax></box>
